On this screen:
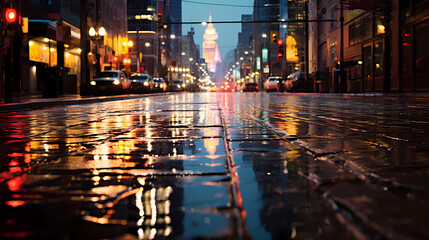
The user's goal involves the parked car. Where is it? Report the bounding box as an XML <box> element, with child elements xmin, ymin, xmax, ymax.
<box><xmin>153</xmin><ymin>77</ymin><xmax>167</xmax><ymax>92</ymax></box>
<box><xmin>167</xmin><ymin>80</ymin><xmax>186</xmax><ymax>92</ymax></box>
<box><xmin>129</xmin><ymin>73</ymin><xmax>154</xmax><ymax>93</ymax></box>
<box><xmin>264</xmin><ymin>76</ymin><xmax>282</xmax><ymax>92</ymax></box>
<box><xmin>243</xmin><ymin>83</ymin><xmax>259</xmax><ymax>92</ymax></box>
<box><xmin>90</xmin><ymin>70</ymin><xmax>130</xmax><ymax>95</ymax></box>
<box><xmin>284</xmin><ymin>72</ymin><xmax>312</xmax><ymax>92</ymax></box>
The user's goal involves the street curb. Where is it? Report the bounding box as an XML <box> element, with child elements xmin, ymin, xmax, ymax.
<box><xmin>0</xmin><ymin>93</ymin><xmax>170</xmax><ymax>113</ymax></box>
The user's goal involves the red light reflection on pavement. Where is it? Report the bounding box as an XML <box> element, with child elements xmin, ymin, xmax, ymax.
<box><xmin>6</xmin><ymin>200</ymin><xmax>26</xmax><ymax>207</ymax></box>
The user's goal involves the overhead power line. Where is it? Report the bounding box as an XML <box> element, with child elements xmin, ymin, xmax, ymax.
<box><xmin>163</xmin><ymin>19</ymin><xmax>338</xmax><ymax>25</ymax></box>
<box><xmin>183</xmin><ymin>0</ymin><xmax>253</xmax><ymax>8</ymax></box>
<box><xmin>182</xmin><ymin>0</ymin><xmax>287</xmax><ymax>8</ymax></box>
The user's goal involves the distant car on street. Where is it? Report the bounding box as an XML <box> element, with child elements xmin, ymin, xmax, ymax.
<box><xmin>264</xmin><ymin>76</ymin><xmax>282</xmax><ymax>92</ymax></box>
<box><xmin>167</xmin><ymin>80</ymin><xmax>186</xmax><ymax>92</ymax></box>
<box><xmin>129</xmin><ymin>73</ymin><xmax>154</xmax><ymax>93</ymax></box>
<box><xmin>153</xmin><ymin>78</ymin><xmax>167</xmax><ymax>92</ymax></box>
<box><xmin>243</xmin><ymin>83</ymin><xmax>259</xmax><ymax>92</ymax></box>
<box><xmin>90</xmin><ymin>70</ymin><xmax>130</xmax><ymax>95</ymax></box>
<box><xmin>284</xmin><ymin>72</ymin><xmax>312</xmax><ymax>92</ymax></box>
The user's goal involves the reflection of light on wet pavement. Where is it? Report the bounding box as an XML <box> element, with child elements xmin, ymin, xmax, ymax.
<box><xmin>204</xmin><ymin>129</ymin><xmax>219</xmax><ymax>156</ymax></box>
<box><xmin>134</xmin><ymin>186</ymin><xmax>174</xmax><ymax>239</ymax></box>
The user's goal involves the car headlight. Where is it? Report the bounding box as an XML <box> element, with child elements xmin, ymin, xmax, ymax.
<box><xmin>182</xmin><ymin>84</ymin><xmax>186</xmax><ymax>88</ymax></box>
<box><xmin>144</xmin><ymin>81</ymin><xmax>149</xmax><ymax>86</ymax></box>
<box><xmin>113</xmin><ymin>80</ymin><xmax>120</xmax><ymax>85</ymax></box>
<box><xmin>90</xmin><ymin>81</ymin><xmax>96</xmax><ymax>86</ymax></box>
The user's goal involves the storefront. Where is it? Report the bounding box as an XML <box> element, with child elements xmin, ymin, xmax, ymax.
<box><xmin>400</xmin><ymin>0</ymin><xmax>429</xmax><ymax>92</ymax></box>
<box><xmin>28</xmin><ymin>21</ymin><xmax>81</xmax><ymax>95</ymax></box>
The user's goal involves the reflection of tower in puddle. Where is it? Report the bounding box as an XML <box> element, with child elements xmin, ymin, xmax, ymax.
<box><xmin>204</xmin><ymin>129</ymin><xmax>219</xmax><ymax>158</ymax></box>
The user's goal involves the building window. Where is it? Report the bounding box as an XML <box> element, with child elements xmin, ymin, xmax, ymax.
<box><xmin>363</xmin><ymin>46</ymin><xmax>372</xmax><ymax>79</ymax></box>
<box><xmin>400</xmin><ymin>0</ymin><xmax>411</xmax><ymax>21</ymax></box>
<box><xmin>349</xmin><ymin>17</ymin><xmax>373</xmax><ymax>45</ymax></box>
<box><xmin>374</xmin><ymin>42</ymin><xmax>384</xmax><ymax>77</ymax></box>
<box><xmin>318</xmin><ymin>9</ymin><xmax>326</xmax><ymax>35</ymax></box>
<box><xmin>330</xmin><ymin>8</ymin><xmax>337</xmax><ymax>30</ymax></box>
<box><xmin>414</xmin><ymin>0</ymin><xmax>429</xmax><ymax>15</ymax></box>
<box><xmin>415</xmin><ymin>21</ymin><xmax>429</xmax><ymax>75</ymax></box>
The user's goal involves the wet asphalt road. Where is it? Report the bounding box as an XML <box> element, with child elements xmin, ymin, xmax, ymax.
<box><xmin>1</xmin><ymin>92</ymin><xmax>429</xmax><ymax>239</ymax></box>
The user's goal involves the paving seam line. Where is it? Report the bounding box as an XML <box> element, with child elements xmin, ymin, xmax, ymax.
<box><xmin>217</xmin><ymin>103</ymin><xmax>250</xmax><ymax>240</ymax></box>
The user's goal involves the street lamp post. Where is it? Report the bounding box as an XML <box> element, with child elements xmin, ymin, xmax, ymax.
<box><xmin>89</xmin><ymin>26</ymin><xmax>106</xmax><ymax>76</ymax></box>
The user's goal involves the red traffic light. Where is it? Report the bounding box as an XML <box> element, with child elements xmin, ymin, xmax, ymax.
<box><xmin>5</xmin><ymin>8</ymin><xmax>17</xmax><ymax>23</ymax></box>
<box><xmin>277</xmin><ymin>39</ymin><xmax>283</xmax><ymax>46</ymax></box>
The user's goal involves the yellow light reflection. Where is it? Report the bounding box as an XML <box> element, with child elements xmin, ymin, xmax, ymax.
<box><xmin>204</xmin><ymin>129</ymin><xmax>219</xmax><ymax>156</ymax></box>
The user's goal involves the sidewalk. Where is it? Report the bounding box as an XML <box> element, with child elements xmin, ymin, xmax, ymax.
<box><xmin>0</xmin><ymin>94</ymin><xmax>161</xmax><ymax>113</ymax></box>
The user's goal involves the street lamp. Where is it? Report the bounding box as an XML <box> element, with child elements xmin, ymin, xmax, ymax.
<box><xmin>89</xmin><ymin>26</ymin><xmax>106</xmax><ymax>75</ymax></box>
<box><xmin>128</xmin><ymin>40</ymin><xmax>133</xmax><ymax>49</ymax></box>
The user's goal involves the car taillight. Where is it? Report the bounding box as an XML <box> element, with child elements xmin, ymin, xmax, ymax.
<box><xmin>256</xmin><ymin>86</ymin><xmax>259</xmax><ymax>90</ymax></box>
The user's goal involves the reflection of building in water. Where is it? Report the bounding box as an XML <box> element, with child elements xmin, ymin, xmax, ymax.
<box><xmin>203</xmin><ymin>15</ymin><xmax>221</xmax><ymax>73</ymax></box>
<box><xmin>134</xmin><ymin>184</ymin><xmax>175</xmax><ymax>239</ymax></box>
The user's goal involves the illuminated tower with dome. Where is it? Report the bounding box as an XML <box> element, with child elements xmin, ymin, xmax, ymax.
<box><xmin>203</xmin><ymin>15</ymin><xmax>221</xmax><ymax>73</ymax></box>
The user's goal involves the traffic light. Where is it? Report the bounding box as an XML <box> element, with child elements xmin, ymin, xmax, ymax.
<box><xmin>270</xmin><ymin>31</ymin><xmax>279</xmax><ymax>44</ymax></box>
<box><xmin>157</xmin><ymin>13</ymin><xmax>163</xmax><ymax>29</ymax></box>
<box><xmin>277</xmin><ymin>39</ymin><xmax>284</xmax><ymax>60</ymax></box>
<box><xmin>3</xmin><ymin>8</ymin><xmax>19</xmax><ymax>37</ymax></box>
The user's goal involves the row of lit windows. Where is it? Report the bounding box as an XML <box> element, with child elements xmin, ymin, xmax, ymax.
<box><xmin>128</xmin><ymin>15</ymin><xmax>155</xmax><ymax>21</ymax></box>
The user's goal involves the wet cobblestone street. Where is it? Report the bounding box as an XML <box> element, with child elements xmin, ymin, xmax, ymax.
<box><xmin>1</xmin><ymin>92</ymin><xmax>429</xmax><ymax>239</ymax></box>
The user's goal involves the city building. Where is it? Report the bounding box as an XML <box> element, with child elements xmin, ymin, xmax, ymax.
<box><xmin>235</xmin><ymin>14</ymin><xmax>253</xmax><ymax>84</ymax></box>
<box><xmin>1</xmin><ymin>0</ymin><xmax>128</xmax><ymax>100</ymax></box>
<box><xmin>252</xmin><ymin>0</ymin><xmax>280</xmax><ymax>86</ymax></box>
<box><xmin>181</xmin><ymin>28</ymin><xmax>200</xmax><ymax>84</ymax></box>
<box><xmin>310</xmin><ymin>0</ymin><xmax>429</xmax><ymax>93</ymax></box>
<box><xmin>169</xmin><ymin>0</ymin><xmax>182</xmax><ymax>68</ymax></box>
<box><xmin>280</xmin><ymin>0</ymin><xmax>306</xmax><ymax>77</ymax></box>
<box><xmin>127</xmin><ymin>0</ymin><xmax>158</xmax><ymax>75</ymax></box>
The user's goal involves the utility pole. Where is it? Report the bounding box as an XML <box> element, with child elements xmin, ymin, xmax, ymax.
<box><xmin>340</xmin><ymin>1</ymin><xmax>345</xmax><ymax>93</ymax></box>
<box><xmin>383</xmin><ymin>5</ymin><xmax>391</xmax><ymax>93</ymax></box>
<box><xmin>305</xmin><ymin>0</ymin><xmax>309</xmax><ymax>80</ymax></box>
<box><xmin>3</xmin><ymin>0</ymin><xmax>21</xmax><ymax>103</ymax></box>
<box><xmin>157</xmin><ymin>14</ymin><xmax>162</xmax><ymax>78</ymax></box>
<box><xmin>80</xmin><ymin>0</ymin><xmax>90</xmax><ymax>95</ymax></box>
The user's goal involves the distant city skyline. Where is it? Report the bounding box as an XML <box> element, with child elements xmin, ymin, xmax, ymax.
<box><xmin>182</xmin><ymin>0</ymin><xmax>254</xmax><ymax>63</ymax></box>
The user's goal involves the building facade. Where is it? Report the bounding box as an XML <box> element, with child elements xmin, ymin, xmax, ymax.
<box><xmin>311</xmin><ymin>0</ymin><xmax>429</xmax><ymax>93</ymax></box>
<box><xmin>0</xmin><ymin>0</ymin><xmax>128</xmax><ymax>100</ymax></box>
<box><xmin>397</xmin><ymin>0</ymin><xmax>429</xmax><ymax>92</ymax></box>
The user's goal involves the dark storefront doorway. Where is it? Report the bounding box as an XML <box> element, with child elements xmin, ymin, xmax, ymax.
<box><xmin>414</xmin><ymin>21</ymin><xmax>429</xmax><ymax>91</ymax></box>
